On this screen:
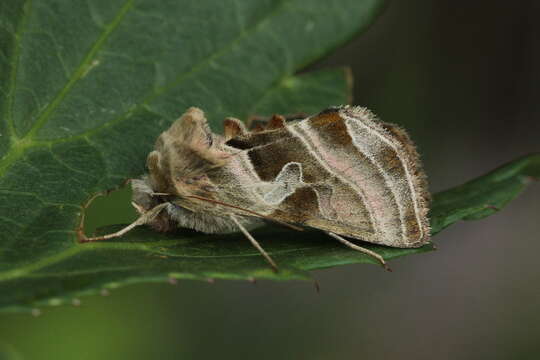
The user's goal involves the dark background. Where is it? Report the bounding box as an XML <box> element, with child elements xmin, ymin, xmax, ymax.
<box><xmin>1</xmin><ymin>1</ymin><xmax>539</xmax><ymax>359</ymax></box>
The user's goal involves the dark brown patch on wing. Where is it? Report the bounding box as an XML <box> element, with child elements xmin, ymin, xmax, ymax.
<box><xmin>223</xmin><ymin>117</ymin><xmax>245</xmax><ymax>139</ymax></box>
<box><xmin>271</xmin><ymin>186</ymin><xmax>322</xmax><ymax>223</ymax></box>
<box><xmin>266</xmin><ymin>115</ymin><xmax>286</xmax><ymax>130</ymax></box>
<box><xmin>245</xmin><ymin>132</ymin><xmax>336</xmax><ymax>184</ymax></box>
<box><xmin>246</xmin><ymin>139</ymin><xmax>300</xmax><ymax>181</ymax></box>
<box><xmin>309</xmin><ymin>109</ymin><xmax>342</xmax><ymax>127</ymax></box>
<box><xmin>308</xmin><ymin>111</ymin><xmax>352</xmax><ymax>146</ymax></box>
<box><xmin>377</xmin><ymin>146</ymin><xmax>405</xmax><ymax>175</ymax></box>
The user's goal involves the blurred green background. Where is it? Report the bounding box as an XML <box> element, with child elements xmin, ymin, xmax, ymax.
<box><xmin>1</xmin><ymin>1</ymin><xmax>539</xmax><ymax>359</ymax></box>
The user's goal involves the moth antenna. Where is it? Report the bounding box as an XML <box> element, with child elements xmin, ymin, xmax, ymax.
<box><xmin>78</xmin><ymin>203</ymin><xmax>169</xmax><ymax>242</ymax></box>
<box><xmin>229</xmin><ymin>214</ymin><xmax>278</xmax><ymax>272</ymax></box>
<box><xmin>326</xmin><ymin>231</ymin><xmax>392</xmax><ymax>272</ymax></box>
<box><xmin>184</xmin><ymin>194</ymin><xmax>303</xmax><ymax>232</ymax></box>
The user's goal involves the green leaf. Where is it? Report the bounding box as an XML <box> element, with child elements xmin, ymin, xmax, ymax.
<box><xmin>430</xmin><ymin>154</ymin><xmax>540</xmax><ymax>234</ymax></box>
<box><xmin>0</xmin><ymin>0</ymin><xmax>537</xmax><ymax>313</ymax></box>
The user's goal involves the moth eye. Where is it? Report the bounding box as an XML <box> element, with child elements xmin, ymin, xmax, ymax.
<box><xmin>202</xmin><ymin>185</ymin><xmax>216</xmax><ymax>192</ymax></box>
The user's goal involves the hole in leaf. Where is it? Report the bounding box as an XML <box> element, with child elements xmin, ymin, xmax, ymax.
<box><xmin>83</xmin><ymin>187</ymin><xmax>137</xmax><ymax>236</ymax></box>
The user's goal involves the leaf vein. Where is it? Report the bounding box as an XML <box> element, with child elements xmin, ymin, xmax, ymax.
<box><xmin>24</xmin><ymin>0</ymin><xmax>134</xmax><ymax>140</ymax></box>
<box><xmin>47</xmin><ymin>146</ymin><xmax>99</xmax><ymax>181</ymax></box>
<box><xmin>0</xmin><ymin>215</ymin><xmax>24</xmax><ymax>228</ymax></box>
<box><xmin>3</xmin><ymin>0</ymin><xmax>33</xmax><ymax>141</ymax></box>
<box><xmin>0</xmin><ymin>189</ymin><xmax>82</xmax><ymax>209</ymax></box>
<box><xmin>0</xmin><ymin>0</ymin><xmax>134</xmax><ymax>179</ymax></box>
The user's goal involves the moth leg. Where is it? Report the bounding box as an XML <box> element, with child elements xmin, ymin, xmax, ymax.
<box><xmin>229</xmin><ymin>214</ymin><xmax>278</xmax><ymax>272</ymax></box>
<box><xmin>78</xmin><ymin>203</ymin><xmax>169</xmax><ymax>243</ymax></box>
<box><xmin>326</xmin><ymin>232</ymin><xmax>392</xmax><ymax>272</ymax></box>
<box><xmin>131</xmin><ymin>201</ymin><xmax>146</xmax><ymax>215</ymax></box>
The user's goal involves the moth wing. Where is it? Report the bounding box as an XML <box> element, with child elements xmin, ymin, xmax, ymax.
<box><xmin>223</xmin><ymin>106</ymin><xmax>430</xmax><ymax>248</ymax></box>
<box><xmin>222</xmin><ymin>117</ymin><xmax>378</xmax><ymax>244</ymax></box>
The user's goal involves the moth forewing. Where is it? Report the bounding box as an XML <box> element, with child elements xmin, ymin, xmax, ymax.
<box><xmin>225</xmin><ymin>106</ymin><xmax>430</xmax><ymax>248</ymax></box>
<box><xmin>80</xmin><ymin>105</ymin><xmax>430</xmax><ymax>272</ymax></box>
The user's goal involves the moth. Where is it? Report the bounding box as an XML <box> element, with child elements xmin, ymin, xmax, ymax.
<box><xmin>80</xmin><ymin>106</ymin><xmax>431</xmax><ymax>271</ymax></box>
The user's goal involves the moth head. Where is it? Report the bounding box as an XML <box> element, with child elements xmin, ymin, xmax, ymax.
<box><xmin>145</xmin><ymin>107</ymin><xmax>230</xmax><ymax>199</ymax></box>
